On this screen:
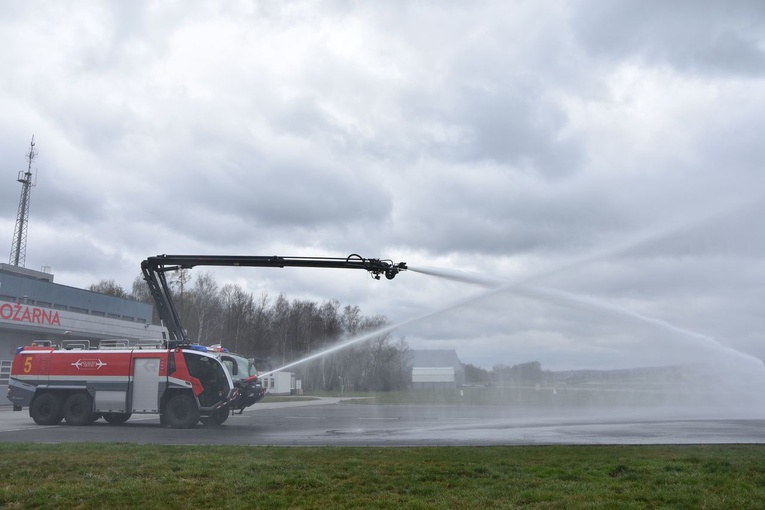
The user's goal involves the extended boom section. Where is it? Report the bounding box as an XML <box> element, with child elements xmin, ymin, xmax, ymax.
<box><xmin>141</xmin><ymin>254</ymin><xmax>407</xmax><ymax>349</ymax></box>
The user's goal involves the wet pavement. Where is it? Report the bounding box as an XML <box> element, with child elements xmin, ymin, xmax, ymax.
<box><xmin>2</xmin><ymin>397</ymin><xmax>765</xmax><ymax>446</ymax></box>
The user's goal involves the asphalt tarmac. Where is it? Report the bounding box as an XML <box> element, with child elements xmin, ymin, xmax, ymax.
<box><xmin>3</xmin><ymin>397</ymin><xmax>765</xmax><ymax>445</ymax></box>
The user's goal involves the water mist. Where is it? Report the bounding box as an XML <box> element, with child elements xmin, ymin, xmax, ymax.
<box><xmin>265</xmin><ymin>199</ymin><xmax>765</xmax><ymax>417</ymax></box>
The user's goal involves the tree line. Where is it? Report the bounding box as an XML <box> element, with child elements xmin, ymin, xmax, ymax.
<box><xmin>463</xmin><ymin>361</ymin><xmax>554</xmax><ymax>385</ymax></box>
<box><xmin>89</xmin><ymin>274</ymin><xmax>412</xmax><ymax>392</ymax></box>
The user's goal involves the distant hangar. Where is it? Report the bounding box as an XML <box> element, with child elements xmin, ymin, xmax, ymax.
<box><xmin>411</xmin><ymin>349</ymin><xmax>465</xmax><ymax>389</ymax></box>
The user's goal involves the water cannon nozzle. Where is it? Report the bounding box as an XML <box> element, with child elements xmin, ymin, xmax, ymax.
<box><xmin>384</xmin><ymin>262</ymin><xmax>407</xmax><ymax>280</ymax></box>
<box><xmin>361</xmin><ymin>257</ymin><xmax>407</xmax><ymax>281</ymax></box>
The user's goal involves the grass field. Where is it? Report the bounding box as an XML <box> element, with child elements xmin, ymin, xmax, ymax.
<box><xmin>2</xmin><ymin>443</ymin><xmax>765</xmax><ymax>509</ymax></box>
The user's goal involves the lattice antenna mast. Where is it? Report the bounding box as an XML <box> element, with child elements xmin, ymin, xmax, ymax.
<box><xmin>9</xmin><ymin>136</ymin><xmax>37</xmax><ymax>267</ymax></box>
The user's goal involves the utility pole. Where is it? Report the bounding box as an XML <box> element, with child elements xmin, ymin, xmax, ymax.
<box><xmin>9</xmin><ymin>136</ymin><xmax>37</xmax><ymax>267</ymax></box>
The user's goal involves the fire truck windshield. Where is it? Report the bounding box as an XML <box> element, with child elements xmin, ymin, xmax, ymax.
<box><xmin>221</xmin><ymin>353</ymin><xmax>258</xmax><ymax>381</ymax></box>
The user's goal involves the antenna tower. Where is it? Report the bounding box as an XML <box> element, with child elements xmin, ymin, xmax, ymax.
<box><xmin>9</xmin><ymin>136</ymin><xmax>37</xmax><ymax>267</ymax></box>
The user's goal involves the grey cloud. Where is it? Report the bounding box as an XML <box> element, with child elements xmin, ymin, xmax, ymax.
<box><xmin>440</xmin><ymin>83</ymin><xmax>582</xmax><ymax>178</ymax></box>
<box><xmin>393</xmin><ymin>178</ymin><xmax>627</xmax><ymax>257</ymax></box>
<box><xmin>129</xmin><ymin>155</ymin><xmax>393</xmax><ymax>248</ymax></box>
<box><xmin>613</xmin><ymin>198</ymin><xmax>765</xmax><ymax>261</ymax></box>
<box><xmin>573</xmin><ymin>0</ymin><xmax>765</xmax><ymax>76</ymax></box>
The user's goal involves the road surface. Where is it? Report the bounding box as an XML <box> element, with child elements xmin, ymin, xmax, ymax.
<box><xmin>3</xmin><ymin>397</ymin><xmax>765</xmax><ymax>445</ymax></box>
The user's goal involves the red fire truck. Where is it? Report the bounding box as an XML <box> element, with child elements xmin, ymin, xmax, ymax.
<box><xmin>9</xmin><ymin>342</ymin><xmax>233</xmax><ymax>428</ymax></box>
<box><xmin>6</xmin><ymin>254</ymin><xmax>406</xmax><ymax>428</ymax></box>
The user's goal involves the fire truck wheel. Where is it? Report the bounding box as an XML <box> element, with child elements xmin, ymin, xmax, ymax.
<box><xmin>63</xmin><ymin>392</ymin><xmax>97</xmax><ymax>426</ymax></box>
<box><xmin>30</xmin><ymin>393</ymin><xmax>64</xmax><ymax>426</ymax></box>
<box><xmin>102</xmin><ymin>412</ymin><xmax>132</xmax><ymax>425</ymax></box>
<box><xmin>201</xmin><ymin>407</ymin><xmax>229</xmax><ymax>426</ymax></box>
<box><xmin>164</xmin><ymin>394</ymin><xmax>200</xmax><ymax>429</ymax></box>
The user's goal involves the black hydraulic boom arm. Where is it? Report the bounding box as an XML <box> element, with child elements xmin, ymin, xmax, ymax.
<box><xmin>141</xmin><ymin>254</ymin><xmax>407</xmax><ymax>348</ymax></box>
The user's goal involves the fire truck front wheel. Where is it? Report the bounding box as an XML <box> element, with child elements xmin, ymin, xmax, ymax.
<box><xmin>30</xmin><ymin>393</ymin><xmax>64</xmax><ymax>426</ymax></box>
<box><xmin>102</xmin><ymin>412</ymin><xmax>132</xmax><ymax>425</ymax></box>
<box><xmin>163</xmin><ymin>394</ymin><xmax>200</xmax><ymax>429</ymax></box>
<box><xmin>200</xmin><ymin>407</ymin><xmax>229</xmax><ymax>426</ymax></box>
<box><xmin>63</xmin><ymin>392</ymin><xmax>97</xmax><ymax>426</ymax></box>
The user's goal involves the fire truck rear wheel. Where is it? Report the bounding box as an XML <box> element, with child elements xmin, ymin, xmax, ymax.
<box><xmin>164</xmin><ymin>394</ymin><xmax>200</xmax><ymax>429</ymax></box>
<box><xmin>30</xmin><ymin>393</ymin><xmax>64</xmax><ymax>426</ymax></box>
<box><xmin>63</xmin><ymin>392</ymin><xmax>97</xmax><ymax>426</ymax></box>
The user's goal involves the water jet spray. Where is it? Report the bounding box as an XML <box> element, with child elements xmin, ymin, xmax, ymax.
<box><xmin>410</xmin><ymin>264</ymin><xmax>765</xmax><ymax>371</ymax></box>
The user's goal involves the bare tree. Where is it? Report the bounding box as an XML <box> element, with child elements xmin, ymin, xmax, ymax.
<box><xmin>89</xmin><ymin>279</ymin><xmax>130</xmax><ymax>299</ymax></box>
<box><xmin>221</xmin><ymin>283</ymin><xmax>255</xmax><ymax>354</ymax></box>
<box><xmin>270</xmin><ymin>294</ymin><xmax>292</xmax><ymax>364</ymax></box>
<box><xmin>340</xmin><ymin>305</ymin><xmax>362</xmax><ymax>335</ymax></box>
<box><xmin>248</xmin><ymin>292</ymin><xmax>271</xmax><ymax>358</ymax></box>
<box><xmin>171</xmin><ymin>268</ymin><xmax>192</xmax><ymax>321</ymax></box>
<box><xmin>131</xmin><ymin>274</ymin><xmax>161</xmax><ymax>325</ymax></box>
<box><xmin>186</xmin><ymin>271</ymin><xmax>222</xmax><ymax>344</ymax></box>
<box><xmin>131</xmin><ymin>275</ymin><xmax>151</xmax><ymax>303</ymax></box>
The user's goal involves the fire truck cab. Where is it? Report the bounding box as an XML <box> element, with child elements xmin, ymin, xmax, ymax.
<box><xmin>212</xmin><ymin>347</ymin><xmax>268</xmax><ymax>417</ymax></box>
<box><xmin>7</xmin><ymin>340</ymin><xmax>235</xmax><ymax>429</ymax></box>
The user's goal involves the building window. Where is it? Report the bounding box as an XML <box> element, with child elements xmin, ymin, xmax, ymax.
<box><xmin>0</xmin><ymin>360</ymin><xmax>11</xmax><ymax>384</ymax></box>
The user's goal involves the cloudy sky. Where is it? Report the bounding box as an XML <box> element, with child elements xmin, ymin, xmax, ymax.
<box><xmin>2</xmin><ymin>1</ymin><xmax>765</xmax><ymax>372</ymax></box>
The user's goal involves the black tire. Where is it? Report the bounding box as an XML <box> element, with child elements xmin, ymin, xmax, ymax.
<box><xmin>30</xmin><ymin>393</ymin><xmax>63</xmax><ymax>426</ymax></box>
<box><xmin>163</xmin><ymin>394</ymin><xmax>200</xmax><ymax>429</ymax></box>
<box><xmin>201</xmin><ymin>407</ymin><xmax>229</xmax><ymax>426</ymax></box>
<box><xmin>102</xmin><ymin>412</ymin><xmax>132</xmax><ymax>424</ymax></box>
<box><xmin>63</xmin><ymin>392</ymin><xmax>96</xmax><ymax>426</ymax></box>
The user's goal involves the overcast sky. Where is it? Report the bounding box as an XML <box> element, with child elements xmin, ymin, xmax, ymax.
<box><xmin>2</xmin><ymin>1</ymin><xmax>765</xmax><ymax>372</ymax></box>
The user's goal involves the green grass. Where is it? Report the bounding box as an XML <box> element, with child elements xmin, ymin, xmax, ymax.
<box><xmin>1</xmin><ymin>444</ymin><xmax>764</xmax><ymax>509</ymax></box>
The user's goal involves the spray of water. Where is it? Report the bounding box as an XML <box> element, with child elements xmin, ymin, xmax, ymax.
<box><xmin>262</xmin><ymin>260</ymin><xmax>761</xmax><ymax>380</ymax></box>
<box><xmin>260</xmin><ymin>282</ymin><xmax>510</xmax><ymax>377</ymax></box>
<box><xmin>259</xmin><ymin>264</ymin><xmax>608</xmax><ymax>377</ymax></box>
<box><xmin>260</xmin><ymin>327</ymin><xmax>397</xmax><ymax>377</ymax></box>
<box><xmin>406</xmin><ymin>266</ymin><xmax>504</xmax><ymax>287</ymax></box>
<box><xmin>517</xmin><ymin>286</ymin><xmax>764</xmax><ymax>369</ymax></box>
<box><xmin>409</xmin><ymin>265</ymin><xmax>764</xmax><ymax>371</ymax></box>
<box><xmin>263</xmin><ymin>197</ymin><xmax>765</xmax><ymax>381</ymax></box>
